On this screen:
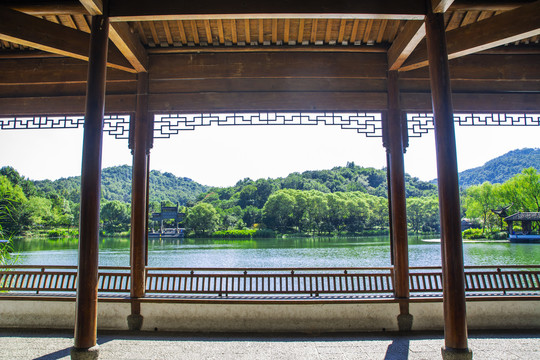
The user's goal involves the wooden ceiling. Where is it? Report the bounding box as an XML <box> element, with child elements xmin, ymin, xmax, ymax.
<box><xmin>0</xmin><ymin>0</ymin><xmax>539</xmax><ymax>115</ymax></box>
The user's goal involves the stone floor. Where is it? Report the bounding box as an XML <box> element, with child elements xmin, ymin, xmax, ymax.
<box><xmin>0</xmin><ymin>329</ymin><xmax>539</xmax><ymax>360</ymax></box>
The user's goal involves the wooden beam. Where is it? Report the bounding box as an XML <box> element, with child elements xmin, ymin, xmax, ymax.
<box><xmin>108</xmin><ymin>0</ymin><xmax>426</xmax><ymax>21</ymax></box>
<box><xmin>449</xmin><ymin>0</ymin><xmax>536</xmax><ymax>11</ymax></box>
<box><xmin>401</xmin><ymin>1</ymin><xmax>540</xmax><ymax>71</ymax></box>
<box><xmin>387</xmin><ymin>20</ymin><xmax>425</xmax><ymax>70</ymax></box>
<box><xmin>4</xmin><ymin>0</ymin><xmax>87</xmax><ymax>15</ymax></box>
<box><xmin>0</xmin><ymin>6</ymin><xmax>136</xmax><ymax>73</ymax></box>
<box><xmin>149</xmin><ymin>91</ymin><xmax>388</xmax><ymax>112</ymax></box>
<box><xmin>109</xmin><ymin>22</ymin><xmax>149</xmax><ymax>72</ymax></box>
<box><xmin>0</xmin><ymin>94</ymin><xmax>136</xmax><ymax>115</ymax></box>
<box><xmin>79</xmin><ymin>0</ymin><xmax>102</xmax><ymax>15</ymax></box>
<box><xmin>148</xmin><ymin>53</ymin><xmax>388</xmax><ymax>80</ymax></box>
<box><xmin>432</xmin><ymin>0</ymin><xmax>456</xmax><ymax>13</ymax></box>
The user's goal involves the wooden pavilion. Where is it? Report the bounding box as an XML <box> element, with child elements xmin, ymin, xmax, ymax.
<box><xmin>0</xmin><ymin>1</ymin><xmax>539</xmax><ymax>359</ymax></box>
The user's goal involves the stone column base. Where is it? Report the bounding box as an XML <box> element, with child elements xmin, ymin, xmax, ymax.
<box><xmin>397</xmin><ymin>313</ymin><xmax>413</xmax><ymax>332</ymax></box>
<box><xmin>127</xmin><ymin>313</ymin><xmax>144</xmax><ymax>331</ymax></box>
<box><xmin>71</xmin><ymin>345</ymin><xmax>99</xmax><ymax>360</ymax></box>
<box><xmin>441</xmin><ymin>347</ymin><xmax>473</xmax><ymax>360</ymax></box>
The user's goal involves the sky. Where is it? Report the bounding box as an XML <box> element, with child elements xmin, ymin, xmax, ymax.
<box><xmin>0</xmin><ymin>116</ymin><xmax>538</xmax><ymax>187</ymax></box>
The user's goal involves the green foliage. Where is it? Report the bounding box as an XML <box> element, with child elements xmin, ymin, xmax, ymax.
<box><xmin>462</xmin><ymin>167</ymin><xmax>540</xmax><ymax>233</ymax></box>
<box><xmin>100</xmin><ymin>200</ymin><xmax>131</xmax><ymax>234</ymax></box>
<box><xmin>32</xmin><ymin>165</ymin><xmax>208</xmax><ymax>205</ymax></box>
<box><xmin>186</xmin><ymin>202</ymin><xmax>220</xmax><ymax>236</ymax></box>
<box><xmin>212</xmin><ymin>229</ymin><xmax>256</xmax><ymax>238</ymax></box>
<box><xmin>47</xmin><ymin>228</ymin><xmax>79</xmax><ymax>238</ymax></box>
<box><xmin>459</xmin><ymin>148</ymin><xmax>540</xmax><ymax>187</ymax></box>
<box><xmin>407</xmin><ymin>196</ymin><xmax>440</xmax><ymax>234</ymax></box>
<box><xmin>463</xmin><ymin>228</ymin><xmax>485</xmax><ymax>239</ymax></box>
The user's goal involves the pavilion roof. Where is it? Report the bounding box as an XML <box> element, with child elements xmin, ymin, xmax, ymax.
<box><xmin>504</xmin><ymin>212</ymin><xmax>540</xmax><ymax>222</ymax></box>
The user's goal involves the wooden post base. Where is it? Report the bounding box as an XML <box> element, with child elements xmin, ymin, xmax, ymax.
<box><xmin>127</xmin><ymin>313</ymin><xmax>144</xmax><ymax>331</ymax></box>
<box><xmin>441</xmin><ymin>347</ymin><xmax>473</xmax><ymax>360</ymax></box>
<box><xmin>70</xmin><ymin>345</ymin><xmax>100</xmax><ymax>360</ymax></box>
<box><xmin>397</xmin><ymin>313</ymin><xmax>413</xmax><ymax>332</ymax></box>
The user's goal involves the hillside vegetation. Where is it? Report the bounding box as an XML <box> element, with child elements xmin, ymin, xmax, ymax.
<box><xmin>458</xmin><ymin>148</ymin><xmax>540</xmax><ymax>187</ymax></box>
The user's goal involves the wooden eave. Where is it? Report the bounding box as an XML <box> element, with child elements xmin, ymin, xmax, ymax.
<box><xmin>0</xmin><ymin>0</ymin><xmax>538</xmax><ymax>115</ymax></box>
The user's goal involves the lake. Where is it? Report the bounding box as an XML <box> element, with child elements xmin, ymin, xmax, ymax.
<box><xmin>11</xmin><ymin>236</ymin><xmax>540</xmax><ymax>268</ymax></box>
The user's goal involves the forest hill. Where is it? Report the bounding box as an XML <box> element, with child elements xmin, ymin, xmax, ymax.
<box><xmin>1</xmin><ymin>163</ymin><xmax>539</xmax><ymax>238</ymax></box>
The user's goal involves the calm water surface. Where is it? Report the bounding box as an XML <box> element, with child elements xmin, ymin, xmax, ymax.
<box><xmin>12</xmin><ymin>236</ymin><xmax>540</xmax><ymax>267</ymax></box>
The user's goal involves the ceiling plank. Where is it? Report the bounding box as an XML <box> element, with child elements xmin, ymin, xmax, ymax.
<box><xmin>0</xmin><ymin>5</ymin><xmax>135</xmax><ymax>73</ymax></box>
<box><xmin>387</xmin><ymin>20</ymin><xmax>425</xmax><ymax>70</ymax></box>
<box><xmin>79</xmin><ymin>0</ymin><xmax>102</xmax><ymax>15</ymax></box>
<box><xmin>109</xmin><ymin>22</ymin><xmax>148</xmax><ymax>72</ymax></box>
<box><xmin>108</xmin><ymin>0</ymin><xmax>426</xmax><ymax>21</ymax></box>
<box><xmin>401</xmin><ymin>1</ymin><xmax>540</xmax><ymax>71</ymax></box>
<box><xmin>244</xmin><ymin>19</ymin><xmax>251</xmax><ymax>43</ymax></box>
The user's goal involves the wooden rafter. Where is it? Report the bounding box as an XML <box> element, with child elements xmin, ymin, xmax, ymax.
<box><xmin>163</xmin><ymin>21</ymin><xmax>173</xmax><ymax>45</ymax></box>
<box><xmin>387</xmin><ymin>20</ymin><xmax>425</xmax><ymax>70</ymax></box>
<box><xmin>175</xmin><ymin>21</ymin><xmax>186</xmax><ymax>44</ymax></box>
<box><xmin>284</xmin><ymin>19</ymin><xmax>290</xmax><ymax>43</ymax></box>
<box><xmin>258</xmin><ymin>19</ymin><xmax>264</xmax><ymax>43</ymax></box>
<box><xmin>204</xmin><ymin>20</ymin><xmax>212</xmax><ymax>43</ymax></box>
<box><xmin>217</xmin><ymin>19</ymin><xmax>225</xmax><ymax>44</ymax></box>
<box><xmin>337</xmin><ymin>19</ymin><xmax>346</xmax><ymax>43</ymax></box>
<box><xmin>244</xmin><ymin>19</ymin><xmax>251</xmax><ymax>43</ymax></box>
<box><xmin>109</xmin><ymin>22</ymin><xmax>148</xmax><ymax>72</ymax></box>
<box><xmin>191</xmin><ymin>20</ymin><xmax>200</xmax><ymax>44</ymax></box>
<box><xmin>231</xmin><ymin>19</ymin><xmax>237</xmax><ymax>44</ymax></box>
<box><xmin>0</xmin><ymin>5</ymin><xmax>135</xmax><ymax>72</ymax></box>
<box><xmin>325</xmin><ymin>20</ymin><xmax>333</xmax><ymax>43</ymax></box>
<box><xmin>350</xmin><ymin>19</ymin><xmax>359</xmax><ymax>43</ymax></box>
<box><xmin>147</xmin><ymin>21</ymin><xmax>159</xmax><ymax>45</ymax></box>
<box><xmin>79</xmin><ymin>0</ymin><xmax>102</xmax><ymax>15</ymax></box>
<box><xmin>362</xmin><ymin>19</ymin><xmax>374</xmax><ymax>43</ymax></box>
<box><xmin>310</xmin><ymin>19</ymin><xmax>318</xmax><ymax>43</ymax></box>
<box><xmin>401</xmin><ymin>1</ymin><xmax>540</xmax><ymax>71</ymax></box>
<box><xmin>272</xmin><ymin>19</ymin><xmax>278</xmax><ymax>44</ymax></box>
<box><xmin>432</xmin><ymin>0</ymin><xmax>456</xmax><ymax>13</ymax></box>
<box><xmin>108</xmin><ymin>0</ymin><xmax>426</xmax><ymax>21</ymax></box>
<box><xmin>297</xmin><ymin>19</ymin><xmax>305</xmax><ymax>43</ymax></box>
<box><xmin>376</xmin><ymin>19</ymin><xmax>388</xmax><ymax>42</ymax></box>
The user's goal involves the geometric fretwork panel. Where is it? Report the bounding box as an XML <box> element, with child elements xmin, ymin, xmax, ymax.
<box><xmin>154</xmin><ymin>112</ymin><xmax>383</xmax><ymax>139</ymax></box>
<box><xmin>407</xmin><ymin>113</ymin><xmax>540</xmax><ymax>138</ymax></box>
<box><xmin>0</xmin><ymin>115</ymin><xmax>131</xmax><ymax>139</ymax></box>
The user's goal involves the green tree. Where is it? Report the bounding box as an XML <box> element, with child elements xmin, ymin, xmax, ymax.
<box><xmin>186</xmin><ymin>202</ymin><xmax>220</xmax><ymax>235</ymax></box>
<box><xmin>0</xmin><ymin>175</ymin><xmax>28</xmax><ymax>235</ymax></box>
<box><xmin>262</xmin><ymin>190</ymin><xmax>295</xmax><ymax>232</ymax></box>
<box><xmin>464</xmin><ymin>182</ymin><xmax>501</xmax><ymax>232</ymax></box>
<box><xmin>101</xmin><ymin>200</ymin><xmax>131</xmax><ymax>234</ymax></box>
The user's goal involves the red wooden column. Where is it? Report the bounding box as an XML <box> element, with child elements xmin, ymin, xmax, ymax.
<box><xmin>71</xmin><ymin>14</ymin><xmax>109</xmax><ymax>360</ymax></box>
<box><xmin>128</xmin><ymin>72</ymin><xmax>150</xmax><ymax>330</ymax></box>
<box><xmin>425</xmin><ymin>6</ymin><xmax>472</xmax><ymax>360</ymax></box>
<box><xmin>384</xmin><ymin>71</ymin><xmax>412</xmax><ymax>331</ymax></box>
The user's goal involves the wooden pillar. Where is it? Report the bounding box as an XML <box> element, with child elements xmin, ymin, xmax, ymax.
<box><xmin>385</xmin><ymin>71</ymin><xmax>412</xmax><ymax>331</ymax></box>
<box><xmin>425</xmin><ymin>5</ymin><xmax>472</xmax><ymax>359</ymax></box>
<box><xmin>72</xmin><ymin>14</ymin><xmax>109</xmax><ymax>359</ymax></box>
<box><xmin>128</xmin><ymin>72</ymin><xmax>149</xmax><ymax>331</ymax></box>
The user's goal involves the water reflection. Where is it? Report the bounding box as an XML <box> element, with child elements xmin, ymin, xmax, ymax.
<box><xmin>11</xmin><ymin>235</ymin><xmax>540</xmax><ymax>268</ymax></box>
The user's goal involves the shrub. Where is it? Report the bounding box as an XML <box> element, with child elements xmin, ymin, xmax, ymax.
<box><xmin>462</xmin><ymin>228</ymin><xmax>484</xmax><ymax>239</ymax></box>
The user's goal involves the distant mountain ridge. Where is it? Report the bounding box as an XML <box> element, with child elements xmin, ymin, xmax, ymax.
<box><xmin>34</xmin><ymin>165</ymin><xmax>208</xmax><ymax>205</ymax></box>
<box><xmin>458</xmin><ymin>148</ymin><xmax>540</xmax><ymax>187</ymax></box>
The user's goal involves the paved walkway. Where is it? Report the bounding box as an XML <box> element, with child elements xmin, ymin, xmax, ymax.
<box><xmin>1</xmin><ymin>329</ymin><xmax>539</xmax><ymax>360</ymax></box>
